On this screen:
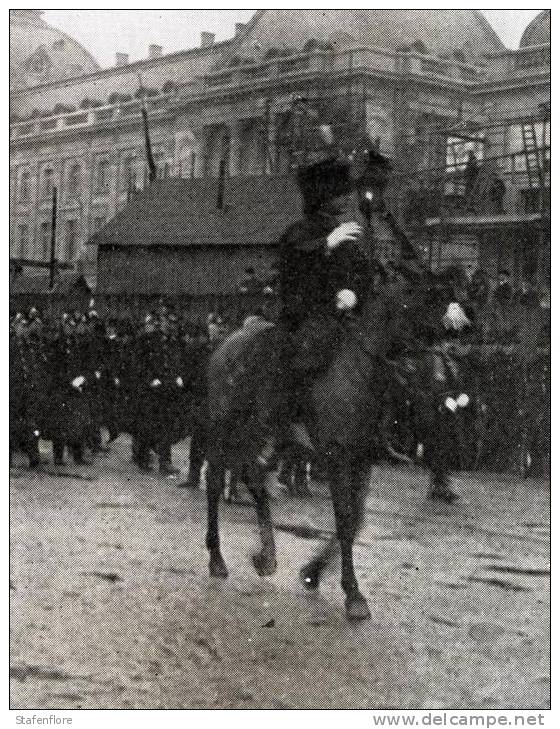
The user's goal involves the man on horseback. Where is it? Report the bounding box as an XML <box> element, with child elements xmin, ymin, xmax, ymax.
<box><xmin>256</xmin><ymin>150</ymin><xmax>372</xmax><ymax>464</ymax></box>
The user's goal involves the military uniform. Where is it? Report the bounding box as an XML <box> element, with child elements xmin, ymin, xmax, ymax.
<box><xmin>10</xmin><ymin>329</ymin><xmax>41</xmax><ymax>467</ymax></box>
<box><xmin>130</xmin><ymin>322</ymin><xmax>182</xmax><ymax>474</ymax></box>
<box><xmin>46</xmin><ymin>321</ymin><xmax>92</xmax><ymax>465</ymax></box>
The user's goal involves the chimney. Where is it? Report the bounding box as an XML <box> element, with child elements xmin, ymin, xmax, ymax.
<box><xmin>200</xmin><ymin>31</ymin><xmax>215</xmax><ymax>48</ymax></box>
<box><xmin>148</xmin><ymin>44</ymin><xmax>163</xmax><ymax>60</ymax></box>
<box><xmin>235</xmin><ymin>23</ymin><xmax>247</xmax><ymax>36</ymax></box>
<box><xmin>115</xmin><ymin>52</ymin><xmax>129</xmax><ymax>67</ymax></box>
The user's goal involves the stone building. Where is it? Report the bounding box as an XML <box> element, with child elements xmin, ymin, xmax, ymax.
<box><xmin>9</xmin><ymin>9</ymin><xmax>550</xmax><ymax>286</ymax></box>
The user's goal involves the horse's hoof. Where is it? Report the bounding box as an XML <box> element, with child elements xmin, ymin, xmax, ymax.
<box><xmin>209</xmin><ymin>558</ymin><xmax>229</xmax><ymax>578</ymax></box>
<box><xmin>252</xmin><ymin>553</ymin><xmax>277</xmax><ymax>577</ymax></box>
<box><xmin>345</xmin><ymin>595</ymin><xmax>371</xmax><ymax>621</ymax></box>
<box><xmin>430</xmin><ymin>487</ymin><xmax>459</xmax><ymax>504</ymax></box>
<box><xmin>300</xmin><ymin>566</ymin><xmax>320</xmax><ymax>591</ymax></box>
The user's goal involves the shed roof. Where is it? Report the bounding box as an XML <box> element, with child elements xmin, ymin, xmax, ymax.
<box><xmin>90</xmin><ymin>176</ymin><xmax>303</xmax><ymax>250</ymax></box>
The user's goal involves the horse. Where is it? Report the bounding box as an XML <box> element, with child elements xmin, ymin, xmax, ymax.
<box><xmin>203</xmin><ymin>262</ymin><xmax>467</xmax><ymax>621</ymax></box>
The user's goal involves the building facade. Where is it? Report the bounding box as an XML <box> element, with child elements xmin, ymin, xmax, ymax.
<box><xmin>9</xmin><ymin>10</ymin><xmax>550</xmax><ymax>284</ymax></box>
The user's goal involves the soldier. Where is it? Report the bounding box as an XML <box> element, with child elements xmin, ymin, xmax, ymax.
<box><xmin>46</xmin><ymin>315</ymin><xmax>92</xmax><ymax>466</ymax></box>
<box><xmin>9</xmin><ymin>324</ymin><xmax>41</xmax><ymax>468</ymax></box>
<box><xmin>129</xmin><ymin>314</ymin><xmax>182</xmax><ymax>475</ymax></box>
<box><xmin>255</xmin><ymin>151</ymin><xmax>369</xmax><ymax>465</ymax></box>
<box><xmin>101</xmin><ymin>319</ymin><xmax>126</xmax><ymax>444</ymax></box>
<box><xmin>83</xmin><ymin>311</ymin><xmax>108</xmax><ymax>455</ymax></box>
<box><xmin>237</xmin><ymin>267</ymin><xmax>262</xmax><ymax>295</ymax></box>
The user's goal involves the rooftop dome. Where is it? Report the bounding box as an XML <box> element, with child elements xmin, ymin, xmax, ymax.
<box><xmin>10</xmin><ymin>10</ymin><xmax>100</xmax><ymax>90</ymax></box>
<box><xmin>520</xmin><ymin>10</ymin><xmax>550</xmax><ymax>48</ymax></box>
<box><xmin>232</xmin><ymin>9</ymin><xmax>505</xmax><ymax>61</ymax></box>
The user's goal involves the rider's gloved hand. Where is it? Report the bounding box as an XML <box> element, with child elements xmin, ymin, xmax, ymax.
<box><xmin>442</xmin><ymin>302</ymin><xmax>471</xmax><ymax>331</ymax></box>
<box><xmin>326</xmin><ymin>222</ymin><xmax>362</xmax><ymax>253</ymax></box>
<box><xmin>336</xmin><ymin>289</ymin><xmax>358</xmax><ymax>311</ymax></box>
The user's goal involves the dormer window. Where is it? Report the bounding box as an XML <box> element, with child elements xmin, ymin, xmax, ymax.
<box><xmin>25</xmin><ymin>46</ymin><xmax>50</xmax><ymax>75</ymax></box>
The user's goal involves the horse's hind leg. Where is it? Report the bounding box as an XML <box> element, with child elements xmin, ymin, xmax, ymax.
<box><xmin>206</xmin><ymin>452</ymin><xmax>228</xmax><ymax>578</ymax></box>
<box><xmin>329</xmin><ymin>455</ymin><xmax>371</xmax><ymax>621</ymax></box>
<box><xmin>246</xmin><ymin>462</ymin><xmax>277</xmax><ymax>577</ymax></box>
<box><xmin>300</xmin><ymin>536</ymin><xmax>339</xmax><ymax>590</ymax></box>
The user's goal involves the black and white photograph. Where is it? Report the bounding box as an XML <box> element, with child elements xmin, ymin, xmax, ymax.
<box><xmin>9</xmin><ymin>7</ymin><xmax>550</xmax><ymax>715</ymax></box>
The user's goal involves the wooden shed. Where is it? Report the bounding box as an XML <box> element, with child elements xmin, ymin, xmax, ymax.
<box><xmin>9</xmin><ymin>269</ymin><xmax>92</xmax><ymax>316</ymax></box>
<box><xmin>90</xmin><ymin>176</ymin><xmax>302</xmax><ymax>320</ymax></box>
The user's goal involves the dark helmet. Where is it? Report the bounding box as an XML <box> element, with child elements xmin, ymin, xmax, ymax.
<box><xmin>296</xmin><ymin>157</ymin><xmax>353</xmax><ymax>212</ymax></box>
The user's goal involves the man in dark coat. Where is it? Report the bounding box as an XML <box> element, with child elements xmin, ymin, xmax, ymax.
<box><xmin>46</xmin><ymin>316</ymin><xmax>92</xmax><ymax>465</ymax></box>
<box><xmin>278</xmin><ymin>157</ymin><xmax>369</xmax><ymax>374</ymax></box>
<box><xmin>130</xmin><ymin>315</ymin><xmax>182</xmax><ymax>475</ymax></box>
<box><xmin>10</xmin><ymin>326</ymin><xmax>41</xmax><ymax>468</ymax></box>
<box><xmin>251</xmin><ymin>155</ymin><xmax>370</xmax><ymax>467</ymax></box>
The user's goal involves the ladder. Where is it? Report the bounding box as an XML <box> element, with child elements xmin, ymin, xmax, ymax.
<box><xmin>520</xmin><ymin>121</ymin><xmax>544</xmax><ymax>192</ymax></box>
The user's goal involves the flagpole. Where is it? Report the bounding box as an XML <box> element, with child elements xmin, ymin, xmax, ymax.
<box><xmin>137</xmin><ymin>73</ymin><xmax>157</xmax><ymax>185</ymax></box>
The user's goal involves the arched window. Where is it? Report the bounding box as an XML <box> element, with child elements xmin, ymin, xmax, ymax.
<box><xmin>42</xmin><ymin>167</ymin><xmax>54</xmax><ymax>200</ymax></box>
<box><xmin>19</xmin><ymin>170</ymin><xmax>30</xmax><ymax>202</ymax></box>
<box><xmin>67</xmin><ymin>162</ymin><xmax>81</xmax><ymax>196</ymax></box>
<box><xmin>122</xmin><ymin>155</ymin><xmax>137</xmax><ymax>192</ymax></box>
<box><xmin>17</xmin><ymin>224</ymin><xmax>29</xmax><ymax>258</ymax></box>
<box><xmin>96</xmin><ymin>159</ymin><xmax>110</xmax><ymax>192</ymax></box>
<box><xmin>64</xmin><ymin>219</ymin><xmax>78</xmax><ymax>261</ymax></box>
<box><xmin>40</xmin><ymin>221</ymin><xmax>51</xmax><ymax>261</ymax></box>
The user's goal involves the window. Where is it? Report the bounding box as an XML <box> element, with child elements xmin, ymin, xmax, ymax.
<box><xmin>446</xmin><ymin>135</ymin><xmax>484</xmax><ymax>172</ymax></box>
<box><xmin>445</xmin><ymin>134</ymin><xmax>484</xmax><ymax>196</ymax></box>
<box><xmin>67</xmin><ymin>163</ymin><xmax>81</xmax><ymax>196</ymax></box>
<box><xmin>96</xmin><ymin>159</ymin><xmax>111</xmax><ymax>192</ymax></box>
<box><xmin>42</xmin><ymin>167</ymin><xmax>54</xmax><ymax>199</ymax></box>
<box><xmin>19</xmin><ymin>170</ymin><xmax>30</xmax><ymax>202</ymax></box>
<box><xmin>515</xmin><ymin>48</ymin><xmax>550</xmax><ymax>69</ymax></box>
<box><xmin>64</xmin><ymin>219</ymin><xmax>78</xmax><ymax>260</ymax></box>
<box><xmin>508</xmin><ymin>122</ymin><xmax>550</xmax><ymax>172</ymax></box>
<box><xmin>17</xmin><ymin>224</ymin><xmax>29</xmax><ymax>258</ymax></box>
<box><xmin>26</xmin><ymin>49</ymin><xmax>49</xmax><ymax>75</ymax></box>
<box><xmin>40</xmin><ymin>222</ymin><xmax>51</xmax><ymax>260</ymax></box>
<box><xmin>122</xmin><ymin>156</ymin><xmax>137</xmax><ymax>192</ymax></box>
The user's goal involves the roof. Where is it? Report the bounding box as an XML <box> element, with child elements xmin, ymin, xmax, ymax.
<box><xmin>10</xmin><ymin>271</ymin><xmax>92</xmax><ymax>295</ymax></box>
<box><xmin>520</xmin><ymin>10</ymin><xmax>550</xmax><ymax>48</ymax></box>
<box><xmin>90</xmin><ymin>176</ymin><xmax>303</xmax><ymax>250</ymax></box>
<box><xmin>10</xmin><ymin>10</ymin><xmax>100</xmax><ymax>90</ymax></box>
<box><xmin>229</xmin><ymin>9</ymin><xmax>504</xmax><ymax>61</ymax></box>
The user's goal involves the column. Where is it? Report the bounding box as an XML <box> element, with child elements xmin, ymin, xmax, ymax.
<box><xmin>194</xmin><ymin>128</ymin><xmax>210</xmax><ymax>178</ymax></box>
<box><xmin>228</xmin><ymin>120</ymin><xmax>243</xmax><ymax>177</ymax></box>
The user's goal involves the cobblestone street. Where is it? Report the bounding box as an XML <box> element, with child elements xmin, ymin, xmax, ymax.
<box><xmin>10</xmin><ymin>437</ymin><xmax>550</xmax><ymax>709</ymax></box>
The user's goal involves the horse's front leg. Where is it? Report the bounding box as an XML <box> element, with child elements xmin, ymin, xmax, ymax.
<box><xmin>329</xmin><ymin>453</ymin><xmax>371</xmax><ymax>621</ymax></box>
<box><xmin>246</xmin><ymin>461</ymin><xmax>277</xmax><ymax>576</ymax></box>
<box><xmin>206</xmin><ymin>449</ymin><xmax>228</xmax><ymax>578</ymax></box>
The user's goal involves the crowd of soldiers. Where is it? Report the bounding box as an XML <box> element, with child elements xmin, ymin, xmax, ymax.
<box><xmin>10</xmin><ymin>262</ymin><xmax>550</xmax><ymax>482</ymax></box>
<box><xmin>10</xmin><ymin>303</ymin><xmax>209</xmax><ymax>475</ymax></box>
<box><xmin>387</xmin><ymin>265</ymin><xmax>550</xmax><ymax>476</ymax></box>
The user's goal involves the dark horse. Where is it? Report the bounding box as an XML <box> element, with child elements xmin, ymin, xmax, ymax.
<box><xmin>204</xmin><ymin>267</ymin><xmax>464</xmax><ymax>621</ymax></box>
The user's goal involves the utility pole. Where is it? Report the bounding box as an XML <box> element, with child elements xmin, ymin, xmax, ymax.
<box><xmin>49</xmin><ymin>186</ymin><xmax>58</xmax><ymax>289</ymax></box>
<box><xmin>262</xmin><ymin>98</ymin><xmax>271</xmax><ymax>174</ymax></box>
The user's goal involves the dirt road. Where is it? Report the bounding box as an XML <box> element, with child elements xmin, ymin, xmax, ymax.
<box><xmin>10</xmin><ymin>437</ymin><xmax>550</xmax><ymax>709</ymax></box>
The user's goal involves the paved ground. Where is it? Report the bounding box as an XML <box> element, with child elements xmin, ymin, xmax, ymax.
<box><xmin>10</xmin><ymin>436</ymin><xmax>550</xmax><ymax>710</ymax></box>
